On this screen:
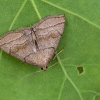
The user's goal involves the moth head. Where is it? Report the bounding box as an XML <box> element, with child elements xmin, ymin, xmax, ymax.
<box><xmin>41</xmin><ymin>66</ymin><xmax>47</xmax><ymax>71</ymax></box>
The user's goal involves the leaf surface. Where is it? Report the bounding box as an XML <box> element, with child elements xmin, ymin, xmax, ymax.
<box><xmin>0</xmin><ymin>0</ymin><xmax>100</xmax><ymax>100</ymax></box>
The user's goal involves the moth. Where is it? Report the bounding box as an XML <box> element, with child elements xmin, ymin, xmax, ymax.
<box><xmin>0</xmin><ymin>14</ymin><xmax>65</xmax><ymax>70</ymax></box>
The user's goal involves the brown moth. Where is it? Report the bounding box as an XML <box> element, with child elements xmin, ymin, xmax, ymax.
<box><xmin>0</xmin><ymin>14</ymin><xmax>65</xmax><ymax>70</ymax></box>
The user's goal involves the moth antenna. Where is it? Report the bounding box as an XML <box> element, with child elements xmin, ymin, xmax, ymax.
<box><xmin>20</xmin><ymin>70</ymin><xmax>42</xmax><ymax>81</ymax></box>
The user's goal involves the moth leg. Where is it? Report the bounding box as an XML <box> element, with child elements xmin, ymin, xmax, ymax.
<box><xmin>53</xmin><ymin>46</ymin><xmax>66</xmax><ymax>60</ymax></box>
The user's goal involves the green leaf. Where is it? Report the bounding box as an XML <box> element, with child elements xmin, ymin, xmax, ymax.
<box><xmin>0</xmin><ymin>0</ymin><xmax>100</xmax><ymax>100</ymax></box>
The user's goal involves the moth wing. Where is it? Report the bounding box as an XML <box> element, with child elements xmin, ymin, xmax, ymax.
<box><xmin>34</xmin><ymin>14</ymin><xmax>65</xmax><ymax>50</ymax></box>
<box><xmin>25</xmin><ymin>15</ymin><xmax>65</xmax><ymax>70</ymax></box>
<box><xmin>0</xmin><ymin>28</ymin><xmax>36</xmax><ymax>62</ymax></box>
<box><xmin>0</xmin><ymin>15</ymin><xmax>65</xmax><ymax>70</ymax></box>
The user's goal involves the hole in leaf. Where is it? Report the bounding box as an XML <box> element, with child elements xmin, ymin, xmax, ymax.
<box><xmin>77</xmin><ymin>66</ymin><xmax>83</xmax><ymax>74</ymax></box>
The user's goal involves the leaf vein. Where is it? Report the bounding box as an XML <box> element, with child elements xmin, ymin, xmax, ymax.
<box><xmin>41</xmin><ymin>0</ymin><xmax>100</xmax><ymax>30</ymax></box>
<box><xmin>81</xmin><ymin>90</ymin><xmax>100</xmax><ymax>95</ymax></box>
<box><xmin>30</xmin><ymin>0</ymin><xmax>41</xmax><ymax>19</ymax></box>
<box><xmin>9</xmin><ymin>0</ymin><xmax>27</xmax><ymax>30</ymax></box>
<box><xmin>58</xmin><ymin>77</ymin><xmax>67</xmax><ymax>100</ymax></box>
<box><xmin>57</xmin><ymin>55</ymin><xmax>83</xmax><ymax>100</ymax></box>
